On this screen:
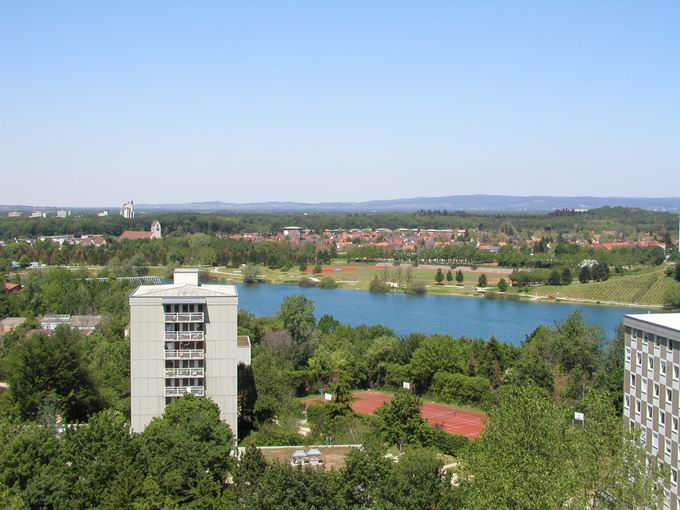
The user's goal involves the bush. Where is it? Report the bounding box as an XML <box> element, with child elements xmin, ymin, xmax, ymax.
<box><xmin>430</xmin><ymin>371</ymin><xmax>491</xmax><ymax>406</ymax></box>
<box><xmin>242</xmin><ymin>264</ymin><xmax>261</xmax><ymax>284</ymax></box>
<box><xmin>369</xmin><ymin>276</ymin><xmax>389</xmax><ymax>293</ymax></box>
<box><xmin>423</xmin><ymin>426</ymin><xmax>470</xmax><ymax>456</ymax></box>
<box><xmin>298</xmin><ymin>277</ymin><xmax>318</xmax><ymax>288</ymax></box>
<box><xmin>406</xmin><ymin>281</ymin><xmax>427</xmax><ymax>294</ymax></box>
<box><xmin>318</xmin><ymin>276</ymin><xmax>338</xmax><ymax>289</ymax></box>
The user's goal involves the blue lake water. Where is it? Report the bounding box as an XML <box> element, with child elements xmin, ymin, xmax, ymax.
<box><xmin>231</xmin><ymin>283</ymin><xmax>652</xmax><ymax>346</ymax></box>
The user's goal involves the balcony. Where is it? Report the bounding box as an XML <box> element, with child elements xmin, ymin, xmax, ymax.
<box><xmin>164</xmin><ymin>349</ymin><xmax>204</xmax><ymax>360</ymax></box>
<box><xmin>164</xmin><ymin>330</ymin><xmax>204</xmax><ymax>341</ymax></box>
<box><xmin>165</xmin><ymin>367</ymin><xmax>205</xmax><ymax>378</ymax></box>
<box><xmin>164</xmin><ymin>312</ymin><xmax>204</xmax><ymax>323</ymax></box>
<box><xmin>165</xmin><ymin>386</ymin><xmax>205</xmax><ymax>397</ymax></box>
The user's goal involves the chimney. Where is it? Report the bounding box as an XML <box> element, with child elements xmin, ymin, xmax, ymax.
<box><xmin>173</xmin><ymin>268</ymin><xmax>199</xmax><ymax>285</ymax></box>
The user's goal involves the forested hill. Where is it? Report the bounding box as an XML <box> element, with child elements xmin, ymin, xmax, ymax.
<box><xmin>135</xmin><ymin>195</ymin><xmax>680</xmax><ymax>213</ymax></box>
<box><xmin>2</xmin><ymin>195</ymin><xmax>680</xmax><ymax>214</ymax></box>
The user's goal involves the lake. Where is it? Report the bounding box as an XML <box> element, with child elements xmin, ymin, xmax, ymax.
<box><xmin>232</xmin><ymin>283</ymin><xmax>652</xmax><ymax>345</ymax></box>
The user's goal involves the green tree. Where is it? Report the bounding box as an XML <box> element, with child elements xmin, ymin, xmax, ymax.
<box><xmin>313</xmin><ymin>264</ymin><xmax>323</xmax><ymax>275</ymax></box>
<box><xmin>434</xmin><ymin>268</ymin><xmax>444</xmax><ymax>284</ymax></box>
<box><xmin>369</xmin><ymin>276</ymin><xmax>388</xmax><ymax>293</ymax></box>
<box><xmin>279</xmin><ymin>295</ymin><xmax>315</xmax><ymax>344</ymax></box>
<box><xmin>342</xmin><ymin>443</ymin><xmax>392</xmax><ymax>508</ymax></box>
<box><xmin>477</xmin><ymin>273</ymin><xmax>487</xmax><ymax>288</ymax></box>
<box><xmin>547</xmin><ymin>270</ymin><xmax>562</xmax><ymax>286</ymax></box>
<box><xmin>578</xmin><ymin>265</ymin><xmax>591</xmax><ymax>283</ymax></box>
<box><xmin>10</xmin><ymin>327</ymin><xmax>103</xmax><ymax>421</ymax></box>
<box><xmin>664</xmin><ymin>285</ymin><xmax>680</xmax><ymax>309</ymax></box>
<box><xmin>561</xmin><ymin>267</ymin><xmax>573</xmax><ymax>285</ymax></box>
<box><xmin>455</xmin><ymin>269</ymin><xmax>464</xmax><ymax>285</ymax></box>
<box><xmin>376</xmin><ymin>391</ymin><xmax>426</xmax><ymax>451</ymax></box>
<box><xmin>242</xmin><ymin>263</ymin><xmax>261</xmax><ymax>284</ymax></box>
<box><xmin>234</xmin><ymin>445</ymin><xmax>267</xmax><ymax>504</ymax></box>
<box><xmin>497</xmin><ymin>278</ymin><xmax>508</xmax><ymax>292</ymax></box>
<box><xmin>376</xmin><ymin>448</ymin><xmax>458</xmax><ymax>510</ymax></box>
<box><xmin>137</xmin><ymin>397</ymin><xmax>235</xmax><ymax>506</ymax></box>
<box><xmin>446</xmin><ymin>270</ymin><xmax>453</xmax><ymax>283</ymax></box>
<box><xmin>410</xmin><ymin>335</ymin><xmax>466</xmax><ymax>390</ymax></box>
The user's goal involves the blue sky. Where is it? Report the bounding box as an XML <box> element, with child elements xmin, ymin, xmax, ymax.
<box><xmin>1</xmin><ymin>1</ymin><xmax>679</xmax><ymax>206</ymax></box>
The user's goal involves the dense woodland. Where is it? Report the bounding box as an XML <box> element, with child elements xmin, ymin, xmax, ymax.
<box><xmin>0</xmin><ymin>207</ymin><xmax>678</xmax><ymax>240</ymax></box>
<box><xmin>0</xmin><ymin>269</ymin><xmax>672</xmax><ymax>508</ymax></box>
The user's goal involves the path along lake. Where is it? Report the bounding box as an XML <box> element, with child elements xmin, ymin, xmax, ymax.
<box><xmin>232</xmin><ymin>283</ymin><xmax>652</xmax><ymax>346</ymax></box>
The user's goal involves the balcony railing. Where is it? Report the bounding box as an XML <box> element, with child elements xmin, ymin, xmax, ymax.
<box><xmin>164</xmin><ymin>349</ymin><xmax>204</xmax><ymax>360</ymax></box>
<box><xmin>164</xmin><ymin>331</ymin><xmax>204</xmax><ymax>341</ymax></box>
<box><xmin>165</xmin><ymin>368</ymin><xmax>205</xmax><ymax>378</ymax></box>
<box><xmin>164</xmin><ymin>312</ymin><xmax>204</xmax><ymax>323</ymax></box>
<box><xmin>165</xmin><ymin>386</ymin><xmax>205</xmax><ymax>397</ymax></box>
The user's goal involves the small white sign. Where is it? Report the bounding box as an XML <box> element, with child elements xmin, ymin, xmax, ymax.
<box><xmin>403</xmin><ymin>382</ymin><xmax>411</xmax><ymax>390</ymax></box>
<box><xmin>324</xmin><ymin>393</ymin><xmax>333</xmax><ymax>401</ymax></box>
<box><xmin>574</xmin><ymin>412</ymin><xmax>585</xmax><ymax>422</ymax></box>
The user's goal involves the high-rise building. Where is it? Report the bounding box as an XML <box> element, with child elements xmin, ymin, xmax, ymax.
<box><xmin>129</xmin><ymin>268</ymin><xmax>250</xmax><ymax>434</ymax></box>
<box><xmin>121</xmin><ymin>200</ymin><xmax>135</xmax><ymax>219</ymax></box>
<box><xmin>624</xmin><ymin>313</ymin><xmax>680</xmax><ymax>509</ymax></box>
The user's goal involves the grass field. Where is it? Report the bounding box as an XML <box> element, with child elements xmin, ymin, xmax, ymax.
<box><xmin>533</xmin><ymin>266</ymin><xmax>679</xmax><ymax>306</ymax></box>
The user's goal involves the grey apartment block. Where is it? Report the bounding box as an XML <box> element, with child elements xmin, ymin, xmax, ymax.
<box><xmin>624</xmin><ymin>313</ymin><xmax>680</xmax><ymax>510</ymax></box>
<box><xmin>129</xmin><ymin>268</ymin><xmax>249</xmax><ymax>435</ymax></box>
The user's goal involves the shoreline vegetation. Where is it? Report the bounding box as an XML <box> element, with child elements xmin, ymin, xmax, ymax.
<box><xmin>204</xmin><ymin>264</ymin><xmax>668</xmax><ymax>309</ymax></box>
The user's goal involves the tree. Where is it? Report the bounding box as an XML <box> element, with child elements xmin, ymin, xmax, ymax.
<box><xmin>234</xmin><ymin>445</ymin><xmax>267</xmax><ymax>504</ymax></box>
<box><xmin>369</xmin><ymin>276</ymin><xmax>388</xmax><ymax>293</ymax></box>
<box><xmin>410</xmin><ymin>335</ymin><xmax>466</xmax><ymax>390</ymax></box>
<box><xmin>376</xmin><ymin>391</ymin><xmax>426</xmax><ymax>451</ymax></box>
<box><xmin>547</xmin><ymin>270</ymin><xmax>561</xmax><ymax>286</ymax></box>
<box><xmin>591</xmin><ymin>262</ymin><xmax>609</xmax><ymax>282</ymax></box>
<box><xmin>242</xmin><ymin>264</ymin><xmax>261</xmax><ymax>284</ymax></box>
<box><xmin>561</xmin><ymin>267</ymin><xmax>573</xmax><ymax>285</ymax></box>
<box><xmin>674</xmin><ymin>260</ymin><xmax>680</xmax><ymax>282</ymax></box>
<box><xmin>455</xmin><ymin>270</ymin><xmax>464</xmax><ymax>285</ymax></box>
<box><xmin>10</xmin><ymin>327</ymin><xmax>103</xmax><ymax>421</ymax></box>
<box><xmin>434</xmin><ymin>268</ymin><xmax>444</xmax><ymax>284</ymax></box>
<box><xmin>376</xmin><ymin>448</ymin><xmax>459</xmax><ymax>510</ymax></box>
<box><xmin>664</xmin><ymin>285</ymin><xmax>680</xmax><ymax>309</ymax></box>
<box><xmin>137</xmin><ymin>397</ymin><xmax>235</xmax><ymax>506</ymax></box>
<box><xmin>279</xmin><ymin>295</ymin><xmax>315</xmax><ymax>344</ymax></box>
<box><xmin>477</xmin><ymin>273</ymin><xmax>487</xmax><ymax>288</ymax></box>
<box><xmin>578</xmin><ymin>265</ymin><xmax>591</xmax><ymax>283</ymax></box>
<box><xmin>342</xmin><ymin>443</ymin><xmax>392</xmax><ymax>507</ymax></box>
<box><xmin>313</xmin><ymin>264</ymin><xmax>323</xmax><ymax>275</ymax></box>
<box><xmin>18</xmin><ymin>256</ymin><xmax>30</xmax><ymax>269</ymax></box>
<box><xmin>446</xmin><ymin>270</ymin><xmax>453</xmax><ymax>283</ymax></box>
<box><xmin>497</xmin><ymin>278</ymin><xmax>508</xmax><ymax>292</ymax></box>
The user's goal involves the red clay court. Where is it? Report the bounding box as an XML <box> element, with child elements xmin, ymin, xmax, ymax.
<box><xmin>307</xmin><ymin>390</ymin><xmax>487</xmax><ymax>439</ymax></box>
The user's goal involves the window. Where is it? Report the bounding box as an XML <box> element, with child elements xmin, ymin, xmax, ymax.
<box><xmin>633</xmin><ymin>328</ymin><xmax>639</xmax><ymax>340</ymax></box>
<box><xmin>661</xmin><ymin>360</ymin><xmax>666</xmax><ymax>377</ymax></box>
<box><xmin>675</xmin><ymin>365</ymin><xmax>680</xmax><ymax>382</ymax></box>
<box><xmin>624</xmin><ymin>395</ymin><xmax>630</xmax><ymax>410</ymax></box>
<box><xmin>647</xmin><ymin>404</ymin><xmax>653</xmax><ymax>423</ymax></box>
<box><xmin>673</xmin><ymin>416</ymin><xmax>679</xmax><ymax>434</ymax></box>
<box><xmin>665</xmin><ymin>438</ymin><xmax>672</xmax><ymax>456</ymax></box>
<box><xmin>631</xmin><ymin>374</ymin><xmax>637</xmax><ymax>388</ymax></box>
<box><xmin>652</xmin><ymin>432</ymin><xmax>659</xmax><ymax>451</ymax></box>
<box><xmin>641</xmin><ymin>378</ymin><xmax>648</xmax><ymax>397</ymax></box>
<box><xmin>637</xmin><ymin>352</ymin><xmax>643</xmax><ymax>367</ymax></box>
<box><xmin>660</xmin><ymin>411</ymin><xmax>666</xmax><ymax>428</ymax></box>
<box><xmin>669</xmin><ymin>339</ymin><xmax>674</xmax><ymax>352</ymax></box>
<box><xmin>636</xmin><ymin>400</ymin><xmax>641</xmax><ymax>416</ymax></box>
<box><xmin>654</xmin><ymin>383</ymin><xmax>660</xmax><ymax>399</ymax></box>
<box><xmin>672</xmin><ymin>468</ymin><xmax>678</xmax><ymax>487</ymax></box>
<box><xmin>649</xmin><ymin>357</ymin><xmax>655</xmax><ymax>371</ymax></box>
<box><xmin>625</xmin><ymin>347</ymin><xmax>631</xmax><ymax>362</ymax></box>
<box><xmin>666</xmin><ymin>388</ymin><xmax>672</xmax><ymax>406</ymax></box>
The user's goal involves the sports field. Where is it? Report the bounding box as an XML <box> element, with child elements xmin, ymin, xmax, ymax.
<box><xmin>306</xmin><ymin>390</ymin><xmax>487</xmax><ymax>439</ymax></box>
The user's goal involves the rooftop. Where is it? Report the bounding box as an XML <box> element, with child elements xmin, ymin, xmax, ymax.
<box><xmin>130</xmin><ymin>283</ymin><xmax>237</xmax><ymax>298</ymax></box>
<box><xmin>625</xmin><ymin>313</ymin><xmax>680</xmax><ymax>333</ymax></box>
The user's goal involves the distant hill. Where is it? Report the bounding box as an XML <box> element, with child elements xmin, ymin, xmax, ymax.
<box><xmin>2</xmin><ymin>195</ymin><xmax>680</xmax><ymax>214</ymax></box>
<box><xmin>134</xmin><ymin>195</ymin><xmax>680</xmax><ymax>213</ymax></box>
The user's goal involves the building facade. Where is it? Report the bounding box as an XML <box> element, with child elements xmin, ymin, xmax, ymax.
<box><xmin>624</xmin><ymin>313</ymin><xmax>680</xmax><ymax>509</ymax></box>
<box><xmin>121</xmin><ymin>200</ymin><xmax>135</xmax><ymax>219</ymax></box>
<box><xmin>129</xmin><ymin>268</ymin><xmax>248</xmax><ymax>434</ymax></box>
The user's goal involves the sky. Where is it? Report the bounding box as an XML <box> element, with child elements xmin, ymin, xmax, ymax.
<box><xmin>1</xmin><ymin>1</ymin><xmax>679</xmax><ymax>207</ymax></box>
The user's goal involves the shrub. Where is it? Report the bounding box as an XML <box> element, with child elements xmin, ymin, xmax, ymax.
<box><xmin>406</xmin><ymin>281</ymin><xmax>427</xmax><ymax>294</ymax></box>
<box><xmin>430</xmin><ymin>371</ymin><xmax>491</xmax><ymax>406</ymax></box>
<box><xmin>369</xmin><ymin>276</ymin><xmax>389</xmax><ymax>293</ymax></box>
<box><xmin>423</xmin><ymin>427</ymin><xmax>470</xmax><ymax>456</ymax></box>
<box><xmin>298</xmin><ymin>277</ymin><xmax>318</xmax><ymax>287</ymax></box>
<box><xmin>318</xmin><ymin>276</ymin><xmax>338</xmax><ymax>289</ymax></box>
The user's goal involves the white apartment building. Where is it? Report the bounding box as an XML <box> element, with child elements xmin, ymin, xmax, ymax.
<box><xmin>624</xmin><ymin>313</ymin><xmax>680</xmax><ymax>509</ymax></box>
<box><xmin>129</xmin><ymin>268</ymin><xmax>250</xmax><ymax>434</ymax></box>
<box><xmin>121</xmin><ymin>200</ymin><xmax>135</xmax><ymax>219</ymax></box>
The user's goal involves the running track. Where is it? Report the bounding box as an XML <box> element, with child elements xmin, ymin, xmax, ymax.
<box><xmin>307</xmin><ymin>390</ymin><xmax>486</xmax><ymax>439</ymax></box>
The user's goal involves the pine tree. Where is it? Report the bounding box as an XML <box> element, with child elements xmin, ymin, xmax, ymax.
<box><xmin>455</xmin><ymin>270</ymin><xmax>464</xmax><ymax>285</ymax></box>
<box><xmin>435</xmin><ymin>268</ymin><xmax>444</xmax><ymax>284</ymax></box>
<box><xmin>478</xmin><ymin>274</ymin><xmax>488</xmax><ymax>288</ymax></box>
<box><xmin>446</xmin><ymin>270</ymin><xmax>453</xmax><ymax>283</ymax></box>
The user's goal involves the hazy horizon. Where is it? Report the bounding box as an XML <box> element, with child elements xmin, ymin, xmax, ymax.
<box><xmin>2</xmin><ymin>2</ymin><xmax>679</xmax><ymax>207</ymax></box>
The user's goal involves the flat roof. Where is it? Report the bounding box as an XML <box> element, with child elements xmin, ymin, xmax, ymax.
<box><xmin>130</xmin><ymin>283</ymin><xmax>237</xmax><ymax>298</ymax></box>
<box><xmin>625</xmin><ymin>313</ymin><xmax>680</xmax><ymax>333</ymax></box>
